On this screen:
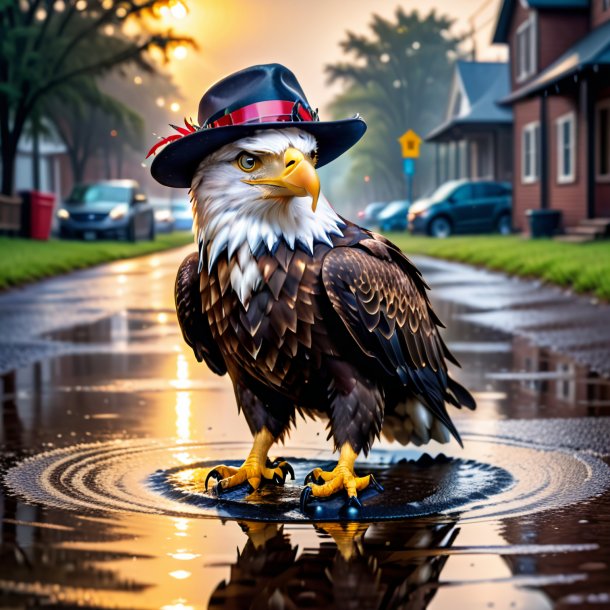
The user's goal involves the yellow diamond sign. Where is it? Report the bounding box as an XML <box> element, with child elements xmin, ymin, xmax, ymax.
<box><xmin>398</xmin><ymin>129</ymin><xmax>422</xmax><ymax>159</ymax></box>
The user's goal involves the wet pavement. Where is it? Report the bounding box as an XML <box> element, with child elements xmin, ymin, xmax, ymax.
<box><xmin>1</xmin><ymin>246</ymin><xmax>610</xmax><ymax>609</ymax></box>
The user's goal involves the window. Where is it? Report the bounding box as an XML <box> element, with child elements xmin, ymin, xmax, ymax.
<box><xmin>451</xmin><ymin>184</ymin><xmax>473</xmax><ymax>201</ymax></box>
<box><xmin>555</xmin><ymin>362</ymin><xmax>575</xmax><ymax>402</ymax></box>
<box><xmin>522</xmin><ymin>122</ymin><xmax>540</xmax><ymax>184</ymax></box>
<box><xmin>474</xmin><ymin>183</ymin><xmax>508</xmax><ymax>198</ymax></box>
<box><xmin>516</xmin><ymin>15</ymin><xmax>537</xmax><ymax>82</ymax></box>
<box><xmin>556</xmin><ymin>112</ymin><xmax>576</xmax><ymax>184</ymax></box>
<box><xmin>597</xmin><ymin>100</ymin><xmax>610</xmax><ymax>180</ymax></box>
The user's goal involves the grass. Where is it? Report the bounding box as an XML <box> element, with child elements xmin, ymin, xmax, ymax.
<box><xmin>0</xmin><ymin>232</ymin><xmax>194</xmax><ymax>290</ymax></box>
<box><xmin>2</xmin><ymin>231</ymin><xmax>609</xmax><ymax>301</ymax></box>
<box><xmin>386</xmin><ymin>233</ymin><xmax>610</xmax><ymax>301</ymax></box>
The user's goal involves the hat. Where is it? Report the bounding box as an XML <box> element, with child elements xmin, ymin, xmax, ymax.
<box><xmin>149</xmin><ymin>63</ymin><xmax>367</xmax><ymax>188</ymax></box>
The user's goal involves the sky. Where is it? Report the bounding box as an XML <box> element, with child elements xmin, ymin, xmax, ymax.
<box><xmin>161</xmin><ymin>0</ymin><xmax>508</xmax><ymax>121</ymax></box>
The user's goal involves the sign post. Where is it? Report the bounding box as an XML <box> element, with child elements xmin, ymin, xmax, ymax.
<box><xmin>398</xmin><ymin>129</ymin><xmax>422</xmax><ymax>204</ymax></box>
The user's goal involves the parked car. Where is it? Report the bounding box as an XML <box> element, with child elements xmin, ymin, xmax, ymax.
<box><xmin>57</xmin><ymin>180</ymin><xmax>155</xmax><ymax>241</ymax></box>
<box><xmin>408</xmin><ymin>180</ymin><xmax>512</xmax><ymax>238</ymax></box>
<box><xmin>356</xmin><ymin>201</ymin><xmax>387</xmax><ymax>228</ymax></box>
<box><xmin>378</xmin><ymin>199</ymin><xmax>410</xmax><ymax>232</ymax></box>
<box><xmin>150</xmin><ymin>198</ymin><xmax>175</xmax><ymax>234</ymax></box>
<box><xmin>171</xmin><ymin>199</ymin><xmax>193</xmax><ymax>232</ymax></box>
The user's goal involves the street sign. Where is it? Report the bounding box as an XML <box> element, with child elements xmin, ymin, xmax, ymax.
<box><xmin>398</xmin><ymin>129</ymin><xmax>422</xmax><ymax>159</ymax></box>
<box><xmin>403</xmin><ymin>158</ymin><xmax>415</xmax><ymax>176</ymax></box>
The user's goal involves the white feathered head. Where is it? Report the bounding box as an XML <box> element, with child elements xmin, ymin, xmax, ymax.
<box><xmin>191</xmin><ymin>128</ymin><xmax>345</xmax><ymax>267</ymax></box>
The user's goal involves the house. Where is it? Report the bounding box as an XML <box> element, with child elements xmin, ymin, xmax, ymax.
<box><xmin>493</xmin><ymin>0</ymin><xmax>610</xmax><ymax>233</ymax></box>
<box><xmin>425</xmin><ymin>61</ymin><xmax>513</xmax><ymax>185</ymax></box>
<box><xmin>14</xmin><ymin>131</ymin><xmax>66</xmax><ymax>203</ymax></box>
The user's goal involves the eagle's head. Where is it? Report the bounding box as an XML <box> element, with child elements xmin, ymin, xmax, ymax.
<box><xmin>191</xmin><ymin>128</ymin><xmax>345</xmax><ymax>271</ymax></box>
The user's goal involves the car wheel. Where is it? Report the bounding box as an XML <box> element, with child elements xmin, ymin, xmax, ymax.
<box><xmin>428</xmin><ymin>216</ymin><xmax>452</xmax><ymax>238</ymax></box>
<box><xmin>497</xmin><ymin>213</ymin><xmax>512</xmax><ymax>235</ymax></box>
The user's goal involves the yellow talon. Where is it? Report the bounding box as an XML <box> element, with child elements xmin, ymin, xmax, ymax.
<box><xmin>203</xmin><ymin>428</ymin><xmax>294</xmax><ymax>494</ymax></box>
<box><xmin>301</xmin><ymin>443</ymin><xmax>384</xmax><ymax>511</ymax></box>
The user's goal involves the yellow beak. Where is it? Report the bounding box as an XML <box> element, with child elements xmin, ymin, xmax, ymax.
<box><xmin>243</xmin><ymin>147</ymin><xmax>320</xmax><ymax>212</ymax></box>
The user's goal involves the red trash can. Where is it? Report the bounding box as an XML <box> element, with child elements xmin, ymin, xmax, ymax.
<box><xmin>19</xmin><ymin>190</ymin><xmax>56</xmax><ymax>240</ymax></box>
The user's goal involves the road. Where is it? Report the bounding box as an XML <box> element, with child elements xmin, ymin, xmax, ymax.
<box><xmin>1</xmin><ymin>245</ymin><xmax>609</xmax><ymax>610</ymax></box>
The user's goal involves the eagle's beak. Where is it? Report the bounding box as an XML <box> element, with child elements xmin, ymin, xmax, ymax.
<box><xmin>243</xmin><ymin>147</ymin><xmax>320</xmax><ymax>212</ymax></box>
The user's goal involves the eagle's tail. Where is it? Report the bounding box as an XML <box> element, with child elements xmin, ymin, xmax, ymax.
<box><xmin>381</xmin><ymin>379</ymin><xmax>476</xmax><ymax>447</ymax></box>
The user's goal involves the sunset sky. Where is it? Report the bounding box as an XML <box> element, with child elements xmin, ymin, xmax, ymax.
<box><xmin>161</xmin><ymin>0</ymin><xmax>507</xmax><ymax>120</ymax></box>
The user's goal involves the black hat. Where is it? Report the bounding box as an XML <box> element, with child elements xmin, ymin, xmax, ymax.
<box><xmin>149</xmin><ymin>63</ymin><xmax>367</xmax><ymax>188</ymax></box>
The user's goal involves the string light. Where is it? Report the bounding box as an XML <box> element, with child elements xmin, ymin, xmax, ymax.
<box><xmin>173</xmin><ymin>45</ymin><xmax>188</xmax><ymax>60</ymax></box>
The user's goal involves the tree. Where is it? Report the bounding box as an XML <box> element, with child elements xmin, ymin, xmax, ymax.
<box><xmin>45</xmin><ymin>75</ymin><xmax>144</xmax><ymax>183</ymax></box>
<box><xmin>325</xmin><ymin>9</ymin><xmax>463</xmax><ymax>203</ymax></box>
<box><xmin>0</xmin><ymin>0</ymin><xmax>193</xmax><ymax>195</ymax></box>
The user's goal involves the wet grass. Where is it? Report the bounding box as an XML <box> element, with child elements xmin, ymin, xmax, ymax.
<box><xmin>388</xmin><ymin>234</ymin><xmax>610</xmax><ymax>300</ymax></box>
<box><xmin>0</xmin><ymin>232</ymin><xmax>193</xmax><ymax>290</ymax></box>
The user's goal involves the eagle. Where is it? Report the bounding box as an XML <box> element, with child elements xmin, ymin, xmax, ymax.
<box><xmin>150</xmin><ymin>64</ymin><xmax>476</xmax><ymax>511</ymax></box>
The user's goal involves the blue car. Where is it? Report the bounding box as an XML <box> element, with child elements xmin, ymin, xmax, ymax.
<box><xmin>171</xmin><ymin>200</ymin><xmax>194</xmax><ymax>232</ymax></box>
<box><xmin>356</xmin><ymin>201</ymin><xmax>387</xmax><ymax>229</ymax></box>
<box><xmin>408</xmin><ymin>180</ymin><xmax>512</xmax><ymax>238</ymax></box>
<box><xmin>377</xmin><ymin>200</ymin><xmax>410</xmax><ymax>232</ymax></box>
<box><xmin>57</xmin><ymin>180</ymin><xmax>155</xmax><ymax>241</ymax></box>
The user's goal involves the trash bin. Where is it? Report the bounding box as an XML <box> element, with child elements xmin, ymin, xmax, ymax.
<box><xmin>526</xmin><ymin>209</ymin><xmax>562</xmax><ymax>238</ymax></box>
<box><xmin>19</xmin><ymin>190</ymin><xmax>56</xmax><ymax>240</ymax></box>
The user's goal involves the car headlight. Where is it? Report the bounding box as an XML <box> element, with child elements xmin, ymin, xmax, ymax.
<box><xmin>109</xmin><ymin>204</ymin><xmax>128</xmax><ymax>220</ymax></box>
<box><xmin>408</xmin><ymin>208</ymin><xmax>429</xmax><ymax>222</ymax></box>
<box><xmin>57</xmin><ymin>208</ymin><xmax>70</xmax><ymax>220</ymax></box>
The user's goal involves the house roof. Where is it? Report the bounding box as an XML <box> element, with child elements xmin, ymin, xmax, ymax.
<box><xmin>502</xmin><ymin>20</ymin><xmax>610</xmax><ymax>103</ymax></box>
<box><xmin>425</xmin><ymin>62</ymin><xmax>512</xmax><ymax>142</ymax></box>
<box><xmin>493</xmin><ymin>0</ymin><xmax>589</xmax><ymax>44</ymax></box>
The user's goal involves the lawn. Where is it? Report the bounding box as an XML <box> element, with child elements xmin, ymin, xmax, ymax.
<box><xmin>0</xmin><ymin>232</ymin><xmax>194</xmax><ymax>290</ymax></box>
<box><xmin>387</xmin><ymin>233</ymin><xmax>610</xmax><ymax>301</ymax></box>
<box><xmin>2</xmin><ymin>231</ymin><xmax>609</xmax><ymax>301</ymax></box>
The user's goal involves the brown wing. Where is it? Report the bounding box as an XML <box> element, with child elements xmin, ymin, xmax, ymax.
<box><xmin>175</xmin><ymin>252</ymin><xmax>227</xmax><ymax>376</ymax></box>
<box><xmin>322</xmin><ymin>241</ymin><xmax>474</xmax><ymax>441</ymax></box>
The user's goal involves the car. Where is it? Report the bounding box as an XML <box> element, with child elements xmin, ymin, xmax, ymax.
<box><xmin>57</xmin><ymin>180</ymin><xmax>155</xmax><ymax>241</ymax></box>
<box><xmin>150</xmin><ymin>198</ymin><xmax>175</xmax><ymax>234</ymax></box>
<box><xmin>377</xmin><ymin>199</ymin><xmax>410</xmax><ymax>232</ymax></box>
<box><xmin>408</xmin><ymin>180</ymin><xmax>512</xmax><ymax>238</ymax></box>
<box><xmin>171</xmin><ymin>199</ymin><xmax>194</xmax><ymax>232</ymax></box>
<box><xmin>356</xmin><ymin>201</ymin><xmax>387</xmax><ymax>228</ymax></box>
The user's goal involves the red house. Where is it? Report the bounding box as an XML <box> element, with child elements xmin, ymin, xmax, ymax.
<box><xmin>493</xmin><ymin>0</ymin><xmax>610</xmax><ymax>235</ymax></box>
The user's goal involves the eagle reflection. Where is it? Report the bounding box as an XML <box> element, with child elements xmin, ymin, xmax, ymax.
<box><xmin>209</xmin><ymin>518</ymin><xmax>458</xmax><ymax>610</ymax></box>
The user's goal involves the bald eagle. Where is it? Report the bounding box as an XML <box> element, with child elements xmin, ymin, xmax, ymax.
<box><xmin>174</xmin><ymin>128</ymin><xmax>475</xmax><ymax>510</ymax></box>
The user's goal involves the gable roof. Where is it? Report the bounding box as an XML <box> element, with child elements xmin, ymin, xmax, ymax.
<box><xmin>458</xmin><ymin>61</ymin><xmax>506</xmax><ymax>106</ymax></box>
<box><xmin>426</xmin><ymin>62</ymin><xmax>512</xmax><ymax>142</ymax></box>
<box><xmin>502</xmin><ymin>19</ymin><xmax>610</xmax><ymax>102</ymax></box>
<box><xmin>493</xmin><ymin>0</ymin><xmax>589</xmax><ymax>43</ymax></box>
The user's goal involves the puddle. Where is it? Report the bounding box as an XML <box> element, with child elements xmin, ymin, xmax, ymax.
<box><xmin>1</xmin><ymin>248</ymin><xmax>610</xmax><ymax>609</ymax></box>
<box><xmin>5</xmin><ymin>431</ymin><xmax>609</xmax><ymax>525</ymax></box>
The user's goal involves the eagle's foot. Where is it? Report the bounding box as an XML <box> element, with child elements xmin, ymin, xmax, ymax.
<box><xmin>300</xmin><ymin>444</ymin><xmax>384</xmax><ymax>512</ymax></box>
<box><xmin>203</xmin><ymin>428</ymin><xmax>294</xmax><ymax>495</ymax></box>
<box><xmin>205</xmin><ymin>459</ymin><xmax>294</xmax><ymax>494</ymax></box>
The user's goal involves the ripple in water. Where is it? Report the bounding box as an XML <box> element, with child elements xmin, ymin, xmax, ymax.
<box><xmin>3</xmin><ymin>433</ymin><xmax>610</xmax><ymax>522</ymax></box>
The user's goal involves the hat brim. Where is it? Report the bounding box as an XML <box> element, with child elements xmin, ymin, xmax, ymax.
<box><xmin>150</xmin><ymin>117</ymin><xmax>366</xmax><ymax>188</ymax></box>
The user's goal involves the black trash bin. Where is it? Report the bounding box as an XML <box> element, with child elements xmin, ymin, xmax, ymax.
<box><xmin>526</xmin><ymin>209</ymin><xmax>562</xmax><ymax>238</ymax></box>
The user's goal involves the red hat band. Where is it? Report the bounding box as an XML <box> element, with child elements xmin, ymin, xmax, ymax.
<box><xmin>205</xmin><ymin>100</ymin><xmax>317</xmax><ymax>129</ymax></box>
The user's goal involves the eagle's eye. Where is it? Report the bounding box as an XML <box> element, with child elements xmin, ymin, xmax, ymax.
<box><xmin>310</xmin><ymin>150</ymin><xmax>318</xmax><ymax>166</ymax></box>
<box><xmin>235</xmin><ymin>152</ymin><xmax>260</xmax><ymax>173</ymax></box>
